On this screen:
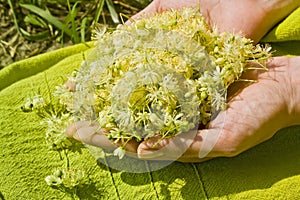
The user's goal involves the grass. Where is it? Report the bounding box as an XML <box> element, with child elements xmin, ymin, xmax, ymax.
<box><xmin>7</xmin><ymin>0</ymin><xmax>146</xmax><ymax>44</ymax></box>
<box><xmin>0</xmin><ymin>0</ymin><xmax>151</xmax><ymax>69</ymax></box>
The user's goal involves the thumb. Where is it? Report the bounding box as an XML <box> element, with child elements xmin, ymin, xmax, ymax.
<box><xmin>137</xmin><ymin>130</ymin><xmax>197</xmax><ymax>160</ymax></box>
<box><xmin>125</xmin><ymin>1</ymin><xmax>158</xmax><ymax>25</ymax></box>
<box><xmin>66</xmin><ymin>121</ymin><xmax>116</xmax><ymax>151</ymax></box>
<box><xmin>66</xmin><ymin>121</ymin><xmax>140</xmax><ymax>154</ymax></box>
<box><xmin>137</xmin><ymin>111</ymin><xmax>227</xmax><ymax>160</ymax></box>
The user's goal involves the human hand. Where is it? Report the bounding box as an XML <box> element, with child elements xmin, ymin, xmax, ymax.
<box><xmin>65</xmin><ymin>57</ymin><xmax>300</xmax><ymax>162</ymax></box>
<box><xmin>65</xmin><ymin>1</ymin><xmax>300</xmax><ymax>161</ymax></box>
<box><xmin>136</xmin><ymin>56</ymin><xmax>300</xmax><ymax>162</ymax></box>
<box><xmin>66</xmin><ymin>121</ymin><xmax>140</xmax><ymax>155</ymax></box>
<box><xmin>127</xmin><ymin>0</ymin><xmax>300</xmax><ymax>43</ymax></box>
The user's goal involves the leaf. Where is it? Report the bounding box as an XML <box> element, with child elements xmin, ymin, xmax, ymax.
<box><xmin>105</xmin><ymin>0</ymin><xmax>120</xmax><ymax>24</ymax></box>
<box><xmin>20</xmin><ymin>3</ymin><xmax>73</xmax><ymax>37</ymax></box>
<box><xmin>8</xmin><ymin>0</ymin><xmax>21</xmax><ymax>34</ymax></box>
<box><xmin>24</xmin><ymin>14</ymin><xmax>48</xmax><ymax>28</ymax></box>
<box><xmin>20</xmin><ymin>28</ymin><xmax>50</xmax><ymax>41</ymax></box>
<box><xmin>80</xmin><ymin>17</ymin><xmax>88</xmax><ymax>43</ymax></box>
<box><xmin>68</xmin><ymin>0</ymin><xmax>81</xmax><ymax>43</ymax></box>
<box><xmin>71</xmin><ymin>1</ymin><xmax>81</xmax><ymax>43</ymax></box>
<box><xmin>94</xmin><ymin>0</ymin><xmax>105</xmax><ymax>26</ymax></box>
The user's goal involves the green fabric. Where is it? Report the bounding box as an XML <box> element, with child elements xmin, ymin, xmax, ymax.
<box><xmin>261</xmin><ymin>6</ymin><xmax>300</xmax><ymax>57</ymax></box>
<box><xmin>1</xmin><ymin>8</ymin><xmax>300</xmax><ymax>200</ymax></box>
<box><xmin>0</xmin><ymin>42</ymin><xmax>93</xmax><ymax>91</ymax></box>
<box><xmin>261</xmin><ymin>7</ymin><xmax>300</xmax><ymax>42</ymax></box>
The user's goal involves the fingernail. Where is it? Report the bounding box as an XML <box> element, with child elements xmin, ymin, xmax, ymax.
<box><xmin>138</xmin><ymin>150</ymin><xmax>164</xmax><ymax>159</ymax></box>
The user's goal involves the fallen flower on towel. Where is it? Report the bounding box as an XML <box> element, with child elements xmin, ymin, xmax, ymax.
<box><xmin>21</xmin><ymin>91</ymin><xmax>86</xmax><ymax>195</ymax></box>
<box><xmin>45</xmin><ymin>168</ymin><xmax>88</xmax><ymax>197</ymax></box>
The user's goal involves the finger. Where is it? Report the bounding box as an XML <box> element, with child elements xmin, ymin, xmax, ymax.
<box><xmin>66</xmin><ymin>121</ymin><xmax>140</xmax><ymax>154</ymax></box>
<box><xmin>77</xmin><ymin>126</ymin><xmax>116</xmax><ymax>151</ymax></box>
<box><xmin>114</xmin><ymin>139</ymin><xmax>140</xmax><ymax>154</ymax></box>
<box><xmin>66</xmin><ymin>121</ymin><xmax>92</xmax><ymax>138</ymax></box>
<box><xmin>137</xmin><ymin>129</ymin><xmax>229</xmax><ymax>162</ymax></box>
<box><xmin>137</xmin><ymin>111</ymin><xmax>228</xmax><ymax>161</ymax></box>
<box><xmin>65</xmin><ymin>80</ymin><xmax>76</xmax><ymax>92</ymax></box>
<box><xmin>66</xmin><ymin>121</ymin><xmax>116</xmax><ymax>150</ymax></box>
<box><xmin>137</xmin><ymin>130</ymin><xmax>197</xmax><ymax>160</ymax></box>
<box><xmin>125</xmin><ymin>1</ymin><xmax>158</xmax><ymax>25</ymax></box>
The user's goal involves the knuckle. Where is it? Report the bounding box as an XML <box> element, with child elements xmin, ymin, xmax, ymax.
<box><xmin>158</xmin><ymin>138</ymin><xmax>171</xmax><ymax>148</ymax></box>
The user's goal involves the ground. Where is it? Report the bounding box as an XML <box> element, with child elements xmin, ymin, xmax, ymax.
<box><xmin>0</xmin><ymin>0</ymin><xmax>150</xmax><ymax>69</ymax></box>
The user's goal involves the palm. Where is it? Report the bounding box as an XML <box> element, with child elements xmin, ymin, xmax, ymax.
<box><xmin>66</xmin><ymin>58</ymin><xmax>295</xmax><ymax>162</ymax></box>
<box><xmin>66</xmin><ymin>1</ymin><xmax>300</xmax><ymax>162</ymax></box>
<box><xmin>204</xmin><ymin>61</ymin><xmax>289</xmax><ymax>157</ymax></box>
<box><xmin>137</xmin><ymin>57</ymin><xmax>293</xmax><ymax>162</ymax></box>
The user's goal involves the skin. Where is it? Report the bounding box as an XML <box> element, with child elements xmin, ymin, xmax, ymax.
<box><xmin>66</xmin><ymin>0</ymin><xmax>300</xmax><ymax>162</ymax></box>
<box><xmin>126</xmin><ymin>0</ymin><xmax>300</xmax><ymax>43</ymax></box>
<box><xmin>137</xmin><ymin>56</ymin><xmax>300</xmax><ymax>162</ymax></box>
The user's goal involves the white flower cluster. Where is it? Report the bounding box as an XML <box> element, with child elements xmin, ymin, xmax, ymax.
<box><xmin>45</xmin><ymin>168</ymin><xmax>86</xmax><ymax>188</ymax></box>
<box><xmin>22</xmin><ymin>95</ymin><xmax>46</xmax><ymax>112</ymax></box>
<box><xmin>22</xmin><ymin>93</ymin><xmax>80</xmax><ymax>152</ymax></box>
<box><xmin>57</xmin><ymin>8</ymin><xmax>271</xmax><ymax>147</ymax></box>
<box><xmin>41</xmin><ymin>113</ymin><xmax>75</xmax><ymax>151</ymax></box>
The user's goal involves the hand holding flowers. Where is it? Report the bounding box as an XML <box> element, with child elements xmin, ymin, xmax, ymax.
<box><xmin>137</xmin><ymin>56</ymin><xmax>300</xmax><ymax>162</ymax></box>
<box><xmin>129</xmin><ymin>0</ymin><xmax>300</xmax><ymax>43</ymax></box>
<box><xmin>65</xmin><ymin>0</ymin><xmax>300</xmax><ymax>162</ymax></box>
<box><xmin>65</xmin><ymin>5</ymin><xmax>274</xmax><ymax>161</ymax></box>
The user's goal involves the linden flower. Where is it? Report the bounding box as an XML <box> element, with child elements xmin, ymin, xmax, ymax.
<box><xmin>22</xmin><ymin>95</ymin><xmax>46</xmax><ymax>111</ymax></box>
<box><xmin>61</xmin><ymin>169</ymin><xmax>86</xmax><ymax>188</ymax></box>
<box><xmin>55</xmin><ymin>7</ymin><xmax>271</xmax><ymax>158</ymax></box>
<box><xmin>32</xmin><ymin>95</ymin><xmax>46</xmax><ymax>109</ymax></box>
<box><xmin>42</xmin><ymin>114</ymin><xmax>74</xmax><ymax>151</ymax></box>
<box><xmin>113</xmin><ymin>147</ymin><xmax>126</xmax><ymax>159</ymax></box>
<box><xmin>45</xmin><ymin>175</ymin><xmax>63</xmax><ymax>186</ymax></box>
<box><xmin>45</xmin><ymin>169</ymin><xmax>86</xmax><ymax>188</ymax></box>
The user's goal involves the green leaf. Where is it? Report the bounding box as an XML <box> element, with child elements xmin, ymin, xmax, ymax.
<box><xmin>20</xmin><ymin>28</ymin><xmax>50</xmax><ymax>41</ymax></box>
<box><xmin>94</xmin><ymin>0</ymin><xmax>105</xmax><ymax>26</ymax></box>
<box><xmin>24</xmin><ymin>14</ymin><xmax>48</xmax><ymax>28</ymax></box>
<box><xmin>8</xmin><ymin>0</ymin><xmax>21</xmax><ymax>34</ymax></box>
<box><xmin>80</xmin><ymin>17</ymin><xmax>88</xmax><ymax>43</ymax></box>
<box><xmin>105</xmin><ymin>0</ymin><xmax>120</xmax><ymax>24</ymax></box>
<box><xmin>20</xmin><ymin>3</ymin><xmax>73</xmax><ymax>37</ymax></box>
<box><xmin>70</xmin><ymin>1</ymin><xmax>81</xmax><ymax>43</ymax></box>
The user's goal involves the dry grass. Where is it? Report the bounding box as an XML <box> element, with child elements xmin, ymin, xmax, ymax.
<box><xmin>0</xmin><ymin>0</ymin><xmax>150</xmax><ymax>69</ymax></box>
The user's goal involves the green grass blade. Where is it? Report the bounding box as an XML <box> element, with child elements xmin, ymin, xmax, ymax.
<box><xmin>105</xmin><ymin>0</ymin><xmax>120</xmax><ymax>24</ymax></box>
<box><xmin>20</xmin><ymin>28</ymin><xmax>50</xmax><ymax>41</ymax></box>
<box><xmin>7</xmin><ymin>0</ymin><xmax>21</xmax><ymax>34</ymax></box>
<box><xmin>20</xmin><ymin>3</ymin><xmax>73</xmax><ymax>37</ymax></box>
<box><xmin>80</xmin><ymin>17</ymin><xmax>88</xmax><ymax>43</ymax></box>
<box><xmin>69</xmin><ymin>0</ymin><xmax>81</xmax><ymax>43</ymax></box>
<box><xmin>94</xmin><ymin>0</ymin><xmax>105</xmax><ymax>26</ymax></box>
<box><xmin>24</xmin><ymin>14</ymin><xmax>48</xmax><ymax>28</ymax></box>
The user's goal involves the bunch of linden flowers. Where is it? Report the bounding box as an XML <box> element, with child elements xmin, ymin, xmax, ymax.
<box><xmin>55</xmin><ymin>7</ymin><xmax>271</xmax><ymax>158</ymax></box>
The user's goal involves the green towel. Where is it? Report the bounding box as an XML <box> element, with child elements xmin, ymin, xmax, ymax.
<box><xmin>262</xmin><ymin>7</ymin><xmax>300</xmax><ymax>42</ymax></box>
<box><xmin>1</xmin><ymin>8</ymin><xmax>300</xmax><ymax>200</ymax></box>
<box><xmin>261</xmin><ymin>6</ymin><xmax>300</xmax><ymax>56</ymax></box>
<box><xmin>0</xmin><ymin>42</ymin><xmax>93</xmax><ymax>91</ymax></box>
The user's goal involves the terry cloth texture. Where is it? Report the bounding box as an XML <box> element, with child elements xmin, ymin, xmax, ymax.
<box><xmin>1</xmin><ymin>8</ymin><xmax>300</xmax><ymax>200</ymax></box>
